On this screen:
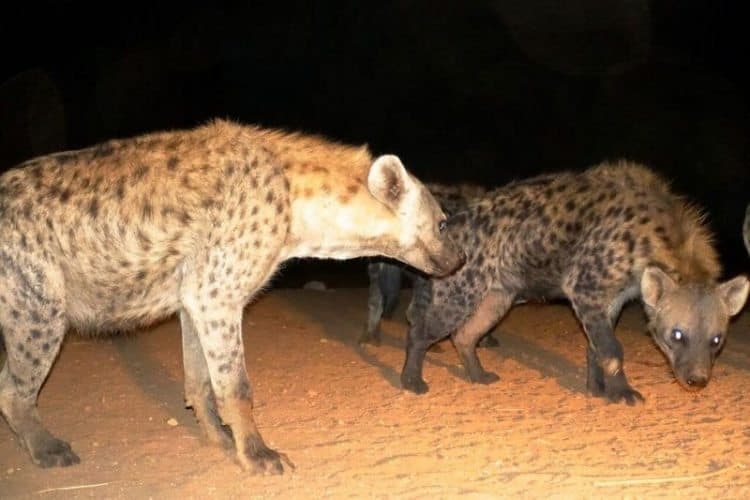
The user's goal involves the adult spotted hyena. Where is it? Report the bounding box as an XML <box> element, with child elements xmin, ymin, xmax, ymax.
<box><xmin>0</xmin><ymin>119</ymin><xmax>464</xmax><ymax>473</ymax></box>
<box><xmin>401</xmin><ymin>161</ymin><xmax>749</xmax><ymax>404</ymax></box>
<box><xmin>361</xmin><ymin>183</ymin><xmax>497</xmax><ymax>347</ymax></box>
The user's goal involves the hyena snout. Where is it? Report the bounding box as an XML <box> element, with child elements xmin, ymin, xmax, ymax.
<box><xmin>427</xmin><ymin>238</ymin><xmax>465</xmax><ymax>277</ymax></box>
<box><xmin>673</xmin><ymin>358</ymin><xmax>713</xmax><ymax>392</ymax></box>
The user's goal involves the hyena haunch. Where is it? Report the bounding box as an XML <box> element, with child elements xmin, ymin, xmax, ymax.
<box><xmin>402</xmin><ymin>161</ymin><xmax>749</xmax><ymax>404</ymax></box>
<box><xmin>362</xmin><ymin>183</ymin><xmax>497</xmax><ymax>348</ymax></box>
<box><xmin>0</xmin><ymin>119</ymin><xmax>464</xmax><ymax>473</ymax></box>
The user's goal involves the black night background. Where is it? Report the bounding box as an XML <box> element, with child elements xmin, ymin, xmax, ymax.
<box><xmin>1</xmin><ymin>1</ymin><xmax>748</xmax><ymax>286</ymax></box>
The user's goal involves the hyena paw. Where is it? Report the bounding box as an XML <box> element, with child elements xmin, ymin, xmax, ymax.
<box><xmin>604</xmin><ymin>384</ymin><xmax>644</xmax><ymax>406</ymax></box>
<box><xmin>471</xmin><ymin>370</ymin><xmax>500</xmax><ymax>385</ymax></box>
<box><xmin>31</xmin><ymin>437</ymin><xmax>80</xmax><ymax>468</ymax></box>
<box><xmin>241</xmin><ymin>437</ymin><xmax>295</xmax><ymax>475</ymax></box>
<box><xmin>477</xmin><ymin>334</ymin><xmax>499</xmax><ymax>348</ymax></box>
<box><xmin>401</xmin><ymin>374</ymin><xmax>429</xmax><ymax>394</ymax></box>
<box><xmin>358</xmin><ymin>328</ymin><xmax>382</xmax><ymax>346</ymax></box>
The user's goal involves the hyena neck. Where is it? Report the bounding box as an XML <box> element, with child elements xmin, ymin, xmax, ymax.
<box><xmin>280</xmin><ymin>137</ymin><xmax>401</xmax><ymax>259</ymax></box>
<box><xmin>283</xmin><ymin>192</ymin><xmax>401</xmax><ymax>260</ymax></box>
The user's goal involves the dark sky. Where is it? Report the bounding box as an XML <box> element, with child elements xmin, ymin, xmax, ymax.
<box><xmin>1</xmin><ymin>1</ymin><xmax>747</xmax><ymax>284</ymax></box>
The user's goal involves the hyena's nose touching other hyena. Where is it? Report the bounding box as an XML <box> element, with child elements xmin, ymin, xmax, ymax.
<box><xmin>0</xmin><ymin>119</ymin><xmax>463</xmax><ymax>473</ymax></box>
<box><xmin>401</xmin><ymin>161</ymin><xmax>749</xmax><ymax>403</ymax></box>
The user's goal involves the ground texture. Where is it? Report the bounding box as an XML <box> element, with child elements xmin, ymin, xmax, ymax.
<box><xmin>2</xmin><ymin>288</ymin><xmax>750</xmax><ymax>498</ymax></box>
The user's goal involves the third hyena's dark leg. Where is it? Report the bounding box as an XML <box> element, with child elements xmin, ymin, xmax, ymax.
<box><xmin>401</xmin><ymin>320</ymin><xmax>445</xmax><ymax>394</ymax></box>
<box><xmin>180</xmin><ymin>310</ymin><xmax>234</xmax><ymax>449</ymax></box>
<box><xmin>451</xmin><ymin>291</ymin><xmax>512</xmax><ymax>385</ymax></box>
<box><xmin>0</xmin><ymin>257</ymin><xmax>77</xmax><ymax>467</ymax></box>
<box><xmin>361</xmin><ymin>263</ymin><xmax>388</xmax><ymax>345</ymax></box>
<box><xmin>570</xmin><ymin>299</ymin><xmax>643</xmax><ymax>405</ymax></box>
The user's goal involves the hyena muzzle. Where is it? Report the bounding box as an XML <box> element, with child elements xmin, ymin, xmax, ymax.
<box><xmin>0</xmin><ymin>119</ymin><xmax>464</xmax><ymax>473</ymax></box>
<box><xmin>361</xmin><ymin>183</ymin><xmax>497</xmax><ymax>349</ymax></box>
<box><xmin>401</xmin><ymin>161</ymin><xmax>749</xmax><ymax>404</ymax></box>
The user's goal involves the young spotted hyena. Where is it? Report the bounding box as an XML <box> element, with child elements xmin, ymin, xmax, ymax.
<box><xmin>361</xmin><ymin>183</ymin><xmax>497</xmax><ymax>347</ymax></box>
<box><xmin>401</xmin><ymin>161</ymin><xmax>749</xmax><ymax>404</ymax></box>
<box><xmin>0</xmin><ymin>119</ymin><xmax>464</xmax><ymax>473</ymax></box>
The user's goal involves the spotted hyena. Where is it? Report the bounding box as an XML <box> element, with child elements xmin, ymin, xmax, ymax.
<box><xmin>401</xmin><ymin>161</ymin><xmax>749</xmax><ymax>404</ymax></box>
<box><xmin>362</xmin><ymin>183</ymin><xmax>497</xmax><ymax>348</ymax></box>
<box><xmin>0</xmin><ymin>119</ymin><xmax>464</xmax><ymax>473</ymax></box>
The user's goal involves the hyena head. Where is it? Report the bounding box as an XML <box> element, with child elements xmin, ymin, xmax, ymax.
<box><xmin>367</xmin><ymin>155</ymin><xmax>465</xmax><ymax>276</ymax></box>
<box><xmin>641</xmin><ymin>266</ymin><xmax>750</xmax><ymax>391</ymax></box>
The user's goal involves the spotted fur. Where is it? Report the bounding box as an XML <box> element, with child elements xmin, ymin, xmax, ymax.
<box><xmin>401</xmin><ymin>161</ymin><xmax>749</xmax><ymax>404</ymax></box>
<box><xmin>0</xmin><ymin>119</ymin><xmax>463</xmax><ymax>472</ymax></box>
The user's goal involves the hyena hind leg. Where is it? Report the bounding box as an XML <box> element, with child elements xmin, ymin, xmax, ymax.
<box><xmin>180</xmin><ymin>311</ymin><xmax>234</xmax><ymax>450</ymax></box>
<box><xmin>0</xmin><ymin>279</ymin><xmax>76</xmax><ymax>467</ymax></box>
<box><xmin>451</xmin><ymin>290</ymin><xmax>512</xmax><ymax>385</ymax></box>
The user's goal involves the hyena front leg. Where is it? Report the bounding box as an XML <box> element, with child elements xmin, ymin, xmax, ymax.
<box><xmin>180</xmin><ymin>246</ymin><xmax>293</xmax><ymax>475</ymax></box>
<box><xmin>180</xmin><ymin>311</ymin><xmax>234</xmax><ymax>449</ymax></box>
<box><xmin>451</xmin><ymin>290</ymin><xmax>512</xmax><ymax>385</ymax></box>
<box><xmin>0</xmin><ymin>257</ymin><xmax>76</xmax><ymax>467</ymax></box>
<box><xmin>569</xmin><ymin>298</ymin><xmax>643</xmax><ymax>405</ymax></box>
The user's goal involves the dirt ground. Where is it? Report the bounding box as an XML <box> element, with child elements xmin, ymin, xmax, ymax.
<box><xmin>2</xmin><ymin>287</ymin><xmax>750</xmax><ymax>499</ymax></box>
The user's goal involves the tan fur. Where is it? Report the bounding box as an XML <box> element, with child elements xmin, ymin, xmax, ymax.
<box><xmin>0</xmin><ymin>119</ymin><xmax>463</xmax><ymax>471</ymax></box>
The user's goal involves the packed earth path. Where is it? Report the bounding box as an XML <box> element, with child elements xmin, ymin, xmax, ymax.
<box><xmin>2</xmin><ymin>287</ymin><xmax>750</xmax><ymax>498</ymax></box>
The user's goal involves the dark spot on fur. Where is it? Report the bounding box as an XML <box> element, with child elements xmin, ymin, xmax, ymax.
<box><xmin>29</xmin><ymin>329</ymin><xmax>43</xmax><ymax>340</ymax></box>
<box><xmin>88</xmin><ymin>198</ymin><xmax>99</xmax><ymax>218</ymax></box>
<box><xmin>133</xmin><ymin>165</ymin><xmax>149</xmax><ymax>181</ymax></box>
<box><xmin>167</xmin><ymin>157</ymin><xmax>180</xmax><ymax>170</ymax></box>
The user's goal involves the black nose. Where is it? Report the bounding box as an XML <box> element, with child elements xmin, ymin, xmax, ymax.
<box><xmin>686</xmin><ymin>375</ymin><xmax>708</xmax><ymax>388</ymax></box>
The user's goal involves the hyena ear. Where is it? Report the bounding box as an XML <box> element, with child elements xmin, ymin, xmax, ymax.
<box><xmin>641</xmin><ymin>266</ymin><xmax>677</xmax><ymax>308</ymax></box>
<box><xmin>718</xmin><ymin>274</ymin><xmax>750</xmax><ymax>316</ymax></box>
<box><xmin>367</xmin><ymin>155</ymin><xmax>415</xmax><ymax>211</ymax></box>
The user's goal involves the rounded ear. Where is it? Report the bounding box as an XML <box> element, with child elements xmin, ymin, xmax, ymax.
<box><xmin>367</xmin><ymin>155</ymin><xmax>414</xmax><ymax>211</ymax></box>
<box><xmin>719</xmin><ymin>274</ymin><xmax>750</xmax><ymax>316</ymax></box>
<box><xmin>641</xmin><ymin>266</ymin><xmax>676</xmax><ymax>308</ymax></box>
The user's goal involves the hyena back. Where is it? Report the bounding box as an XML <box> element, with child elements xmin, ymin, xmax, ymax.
<box><xmin>402</xmin><ymin>161</ymin><xmax>749</xmax><ymax>404</ymax></box>
<box><xmin>362</xmin><ymin>183</ymin><xmax>497</xmax><ymax>347</ymax></box>
<box><xmin>0</xmin><ymin>119</ymin><xmax>463</xmax><ymax>472</ymax></box>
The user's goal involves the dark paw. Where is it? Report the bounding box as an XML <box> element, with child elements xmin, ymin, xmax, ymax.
<box><xmin>470</xmin><ymin>371</ymin><xmax>500</xmax><ymax>385</ymax></box>
<box><xmin>32</xmin><ymin>438</ymin><xmax>80</xmax><ymax>468</ymax></box>
<box><xmin>604</xmin><ymin>386</ymin><xmax>644</xmax><ymax>405</ymax></box>
<box><xmin>401</xmin><ymin>374</ymin><xmax>429</xmax><ymax>394</ymax></box>
<box><xmin>477</xmin><ymin>334</ymin><xmax>499</xmax><ymax>348</ymax></box>
<box><xmin>242</xmin><ymin>438</ymin><xmax>295</xmax><ymax>475</ymax></box>
<box><xmin>358</xmin><ymin>329</ymin><xmax>381</xmax><ymax>346</ymax></box>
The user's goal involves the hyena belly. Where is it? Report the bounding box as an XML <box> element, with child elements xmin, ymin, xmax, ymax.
<box><xmin>402</xmin><ymin>161</ymin><xmax>748</xmax><ymax>404</ymax></box>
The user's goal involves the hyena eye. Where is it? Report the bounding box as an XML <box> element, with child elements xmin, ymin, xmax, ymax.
<box><xmin>711</xmin><ymin>334</ymin><xmax>722</xmax><ymax>347</ymax></box>
<box><xmin>671</xmin><ymin>329</ymin><xmax>684</xmax><ymax>342</ymax></box>
<box><xmin>438</xmin><ymin>219</ymin><xmax>448</xmax><ymax>233</ymax></box>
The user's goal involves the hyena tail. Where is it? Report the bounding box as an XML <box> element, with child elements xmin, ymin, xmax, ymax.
<box><xmin>744</xmin><ymin>203</ymin><xmax>750</xmax><ymax>256</ymax></box>
<box><xmin>378</xmin><ymin>263</ymin><xmax>403</xmax><ymax>319</ymax></box>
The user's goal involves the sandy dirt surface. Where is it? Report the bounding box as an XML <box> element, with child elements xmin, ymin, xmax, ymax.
<box><xmin>2</xmin><ymin>287</ymin><xmax>750</xmax><ymax>499</ymax></box>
